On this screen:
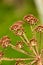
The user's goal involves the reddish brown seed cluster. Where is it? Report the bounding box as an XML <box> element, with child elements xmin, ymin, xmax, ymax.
<box><xmin>35</xmin><ymin>25</ymin><xmax>43</xmax><ymax>32</ymax></box>
<box><xmin>10</xmin><ymin>21</ymin><xmax>24</xmax><ymax>36</ymax></box>
<box><xmin>0</xmin><ymin>36</ymin><xmax>11</xmax><ymax>48</ymax></box>
<box><xmin>30</xmin><ymin>38</ymin><xmax>37</xmax><ymax>46</ymax></box>
<box><xmin>24</xmin><ymin>14</ymin><xmax>38</xmax><ymax>25</ymax></box>
<box><xmin>10</xmin><ymin>21</ymin><xmax>23</xmax><ymax>31</ymax></box>
<box><xmin>16</xmin><ymin>42</ymin><xmax>23</xmax><ymax>49</ymax></box>
<box><xmin>15</xmin><ymin>29</ymin><xmax>24</xmax><ymax>36</ymax></box>
<box><xmin>0</xmin><ymin>52</ymin><xmax>4</xmax><ymax>59</ymax></box>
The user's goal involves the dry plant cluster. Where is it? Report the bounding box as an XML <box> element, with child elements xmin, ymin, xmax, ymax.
<box><xmin>0</xmin><ymin>14</ymin><xmax>43</xmax><ymax>65</ymax></box>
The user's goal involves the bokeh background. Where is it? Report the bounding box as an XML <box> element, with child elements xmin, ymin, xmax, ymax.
<box><xmin>0</xmin><ymin>0</ymin><xmax>43</xmax><ymax>65</ymax></box>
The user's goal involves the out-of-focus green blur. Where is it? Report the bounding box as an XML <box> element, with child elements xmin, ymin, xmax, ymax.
<box><xmin>0</xmin><ymin>0</ymin><xmax>39</xmax><ymax>65</ymax></box>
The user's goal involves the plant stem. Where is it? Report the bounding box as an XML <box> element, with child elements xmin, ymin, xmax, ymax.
<box><xmin>39</xmin><ymin>32</ymin><xmax>41</xmax><ymax>53</ymax></box>
<box><xmin>20</xmin><ymin>36</ymin><xmax>28</xmax><ymax>46</ymax></box>
<box><xmin>1</xmin><ymin>57</ymin><xmax>35</xmax><ymax>61</ymax></box>
<box><xmin>23</xmin><ymin>32</ymin><xmax>29</xmax><ymax>44</ymax></box>
<box><xmin>35</xmin><ymin>45</ymin><xmax>39</xmax><ymax>55</ymax></box>
<box><xmin>9</xmin><ymin>44</ymin><xmax>29</xmax><ymax>56</ymax></box>
<box><xmin>30</xmin><ymin>59</ymin><xmax>37</xmax><ymax>65</ymax></box>
<box><xmin>20</xmin><ymin>35</ymin><xmax>37</xmax><ymax>56</ymax></box>
<box><xmin>31</xmin><ymin>47</ymin><xmax>37</xmax><ymax>56</ymax></box>
<box><xmin>9</xmin><ymin>44</ymin><xmax>35</xmax><ymax>57</ymax></box>
<box><xmin>30</xmin><ymin>25</ymin><xmax>39</xmax><ymax>56</ymax></box>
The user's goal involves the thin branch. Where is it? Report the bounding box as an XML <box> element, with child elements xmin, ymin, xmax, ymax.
<box><xmin>30</xmin><ymin>59</ymin><xmax>37</xmax><ymax>65</ymax></box>
<box><xmin>20</xmin><ymin>35</ymin><xmax>37</xmax><ymax>56</ymax></box>
<box><xmin>9</xmin><ymin>44</ymin><xmax>29</xmax><ymax>56</ymax></box>
<box><xmin>1</xmin><ymin>57</ymin><xmax>35</xmax><ymax>61</ymax></box>
<box><xmin>30</xmin><ymin>25</ymin><xmax>39</xmax><ymax>56</ymax></box>
<box><xmin>9</xmin><ymin>44</ymin><xmax>35</xmax><ymax>58</ymax></box>
<box><xmin>23</xmin><ymin>32</ymin><xmax>29</xmax><ymax>44</ymax></box>
<box><xmin>31</xmin><ymin>47</ymin><xmax>37</xmax><ymax>56</ymax></box>
<box><xmin>39</xmin><ymin>32</ymin><xmax>42</xmax><ymax>54</ymax></box>
<box><xmin>20</xmin><ymin>36</ymin><xmax>28</xmax><ymax>46</ymax></box>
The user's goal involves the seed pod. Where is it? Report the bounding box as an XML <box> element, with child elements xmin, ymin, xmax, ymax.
<box><xmin>16</xmin><ymin>41</ymin><xmax>23</xmax><ymax>49</ymax></box>
<box><xmin>10</xmin><ymin>21</ymin><xmax>23</xmax><ymax>31</ymax></box>
<box><xmin>0</xmin><ymin>36</ymin><xmax>11</xmax><ymax>48</ymax></box>
<box><xmin>30</xmin><ymin>38</ymin><xmax>37</xmax><ymax>47</ymax></box>
<box><xmin>35</xmin><ymin>25</ymin><xmax>43</xmax><ymax>32</ymax></box>
<box><xmin>15</xmin><ymin>28</ymin><xmax>24</xmax><ymax>36</ymax></box>
<box><xmin>24</xmin><ymin>14</ymin><xmax>38</xmax><ymax>25</ymax></box>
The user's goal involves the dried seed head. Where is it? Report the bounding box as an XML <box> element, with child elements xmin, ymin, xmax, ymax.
<box><xmin>16</xmin><ymin>41</ymin><xmax>23</xmax><ymax>49</ymax></box>
<box><xmin>24</xmin><ymin>14</ymin><xmax>38</xmax><ymax>25</ymax></box>
<box><xmin>0</xmin><ymin>36</ymin><xmax>11</xmax><ymax>48</ymax></box>
<box><xmin>10</xmin><ymin>21</ymin><xmax>23</xmax><ymax>31</ymax></box>
<box><xmin>15</xmin><ymin>29</ymin><xmax>24</xmax><ymax>36</ymax></box>
<box><xmin>35</xmin><ymin>25</ymin><xmax>43</xmax><ymax>32</ymax></box>
<box><xmin>0</xmin><ymin>52</ymin><xmax>4</xmax><ymax>59</ymax></box>
<box><xmin>30</xmin><ymin>38</ymin><xmax>37</xmax><ymax>46</ymax></box>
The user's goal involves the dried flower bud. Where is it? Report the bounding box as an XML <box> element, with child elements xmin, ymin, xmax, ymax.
<box><xmin>0</xmin><ymin>52</ymin><xmax>4</xmax><ymax>59</ymax></box>
<box><xmin>15</xmin><ymin>29</ymin><xmax>24</xmax><ymax>36</ymax></box>
<box><xmin>16</xmin><ymin>41</ymin><xmax>23</xmax><ymax>49</ymax></box>
<box><xmin>30</xmin><ymin>38</ymin><xmax>37</xmax><ymax>46</ymax></box>
<box><xmin>10</xmin><ymin>21</ymin><xmax>23</xmax><ymax>31</ymax></box>
<box><xmin>24</xmin><ymin>14</ymin><xmax>38</xmax><ymax>25</ymax></box>
<box><xmin>0</xmin><ymin>36</ymin><xmax>11</xmax><ymax>48</ymax></box>
<box><xmin>35</xmin><ymin>25</ymin><xmax>43</xmax><ymax>32</ymax></box>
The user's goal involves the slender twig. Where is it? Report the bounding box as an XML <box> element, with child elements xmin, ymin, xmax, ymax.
<box><xmin>20</xmin><ymin>36</ymin><xmax>28</xmax><ymax>46</ymax></box>
<box><xmin>30</xmin><ymin>59</ymin><xmax>37</xmax><ymax>65</ymax></box>
<box><xmin>35</xmin><ymin>45</ymin><xmax>39</xmax><ymax>55</ymax></box>
<box><xmin>8</xmin><ymin>44</ymin><xmax>35</xmax><ymax>57</ymax></box>
<box><xmin>9</xmin><ymin>44</ymin><xmax>29</xmax><ymax>56</ymax></box>
<box><xmin>27</xmin><ymin>59</ymin><xmax>37</xmax><ymax>65</ymax></box>
<box><xmin>23</xmin><ymin>32</ymin><xmax>29</xmax><ymax>44</ymax></box>
<box><xmin>20</xmin><ymin>35</ymin><xmax>37</xmax><ymax>56</ymax></box>
<box><xmin>30</xmin><ymin>25</ymin><xmax>33</xmax><ymax>32</ymax></box>
<box><xmin>31</xmin><ymin>47</ymin><xmax>37</xmax><ymax>56</ymax></box>
<box><xmin>30</xmin><ymin>25</ymin><xmax>39</xmax><ymax>56</ymax></box>
<box><xmin>0</xmin><ymin>57</ymin><xmax>35</xmax><ymax>61</ymax></box>
<box><xmin>39</xmin><ymin>32</ymin><xmax>41</xmax><ymax>54</ymax></box>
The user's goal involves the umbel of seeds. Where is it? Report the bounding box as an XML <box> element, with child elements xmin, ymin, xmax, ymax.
<box><xmin>10</xmin><ymin>21</ymin><xmax>24</xmax><ymax>36</ymax></box>
<box><xmin>24</xmin><ymin>14</ymin><xmax>38</xmax><ymax>25</ymax></box>
<box><xmin>0</xmin><ymin>36</ymin><xmax>11</xmax><ymax>48</ymax></box>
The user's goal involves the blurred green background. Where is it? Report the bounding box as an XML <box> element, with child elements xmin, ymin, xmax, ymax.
<box><xmin>0</xmin><ymin>0</ymin><xmax>40</xmax><ymax>65</ymax></box>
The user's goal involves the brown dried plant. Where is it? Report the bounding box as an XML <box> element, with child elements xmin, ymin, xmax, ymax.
<box><xmin>0</xmin><ymin>14</ymin><xmax>43</xmax><ymax>65</ymax></box>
